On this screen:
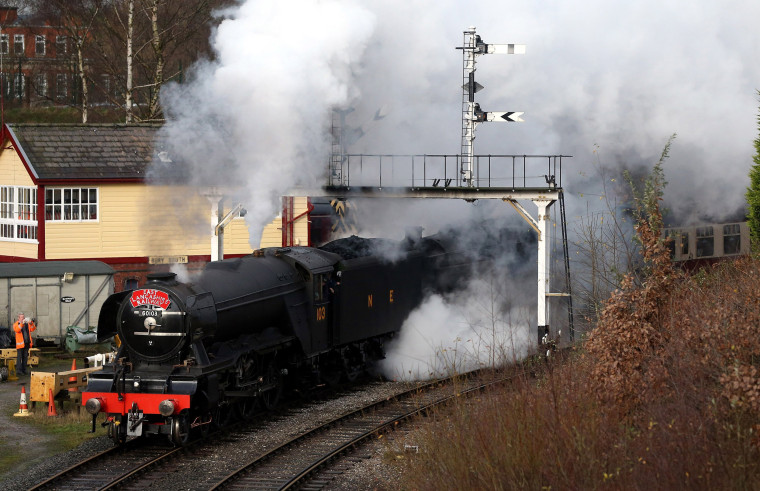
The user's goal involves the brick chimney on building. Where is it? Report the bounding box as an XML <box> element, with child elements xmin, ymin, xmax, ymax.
<box><xmin>0</xmin><ymin>7</ymin><xmax>18</xmax><ymax>24</ymax></box>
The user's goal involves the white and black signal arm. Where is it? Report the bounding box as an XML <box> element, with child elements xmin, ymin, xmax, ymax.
<box><xmin>459</xmin><ymin>26</ymin><xmax>526</xmax><ymax>186</ymax></box>
<box><xmin>473</xmin><ymin>36</ymin><xmax>527</xmax><ymax>55</ymax></box>
<box><xmin>472</xmin><ymin>103</ymin><xmax>524</xmax><ymax>123</ymax></box>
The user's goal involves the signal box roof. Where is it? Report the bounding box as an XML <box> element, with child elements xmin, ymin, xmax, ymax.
<box><xmin>4</xmin><ymin>124</ymin><xmax>172</xmax><ymax>182</ymax></box>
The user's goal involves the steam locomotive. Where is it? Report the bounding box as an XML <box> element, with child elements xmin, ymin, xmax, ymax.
<box><xmin>82</xmin><ymin>233</ymin><xmax>467</xmax><ymax>445</ymax></box>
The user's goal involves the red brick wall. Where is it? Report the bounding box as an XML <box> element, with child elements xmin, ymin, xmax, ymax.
<box><xmin>111</xmin><ymin>260</ymin><xmax>208</xmax><ymax>292</ymax></box>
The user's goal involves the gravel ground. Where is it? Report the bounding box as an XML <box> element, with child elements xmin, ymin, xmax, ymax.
<box><xmin>137</xmin><ymin>380</ymin><xmax>416</xmax><ymax>490</ymax></box>
<box><xmin>0</xmin><ymin>358</ymin><xmax>115</xmax><ymax>491</ymax></box>
<box><xmin>0</xmin><ymin>376</ymin><xmax>417</xmax><ymax>490</ymax></box>
<box><xmin>316</xmin><ymin>429</ymin><xmax>411</xmax><ymax>490</ymax></box>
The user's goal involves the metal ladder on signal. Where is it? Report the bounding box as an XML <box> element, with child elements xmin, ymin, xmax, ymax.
<box><xmin>329</xmin><ymin>111</ymin><xmax>344</xmax><ymax>186</ymax></box>
<box><xmin>559</xmin><ymin>189</ymin><xmax>575</xmax><ymax>341</ymax></box>
<box><xmin>460</xmin><ymin>29</ymin><xmax>476</xmax><ymax>186</ymax></box>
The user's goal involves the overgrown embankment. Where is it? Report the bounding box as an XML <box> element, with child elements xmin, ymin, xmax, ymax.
<box><xmin>395</xmin><ymin>170</ymin><xmax>760</xmax><ymax>489</ymax></box>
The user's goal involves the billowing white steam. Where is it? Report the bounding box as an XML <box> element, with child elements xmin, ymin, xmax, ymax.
<box><xmin>169</xmin><ymin>263</ymin><xmax>194</xmax><ymax>284</ymax></box>
<box><xmin>380</xmin><ymin>279</ymin><xmax>534</xmax><ymax>381</ymax></box>
<box><xmin>159</xmin><ymin>0</ymin><xmax>376</xmax><ymax>247</ymax></box>
<box><xmin>160</xmin><ymin>0</ymin><xmax>760</xmax><ymax>242</ymax></box>
<box><xmin>157</xmin><ymin>0</ymin><xmax>760</xmax><ymax>379</ymax></box>
<box><xmin>343</xmin><ymin>1</ymin><xmax>760</xmax><ymax>222</ymax></box>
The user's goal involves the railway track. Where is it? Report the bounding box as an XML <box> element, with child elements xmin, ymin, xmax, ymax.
<box><xmin>209</xmin><ymin>371</ymin><xmax>513</xmax><ymax>490</ymax></box>
<box><xmin>29</xmin><ymin>439</ymin><xmax>177</xmax><ymax>490</ymax></box>
<box><xmin>27</xmin><ymin>369</ymin><xmax>524</xmax><ymax>490</ymax></box>
<box><xmin>26</xmin><ymin>381</ymin><xmax>411</xmax><ymax>490</ymax></box>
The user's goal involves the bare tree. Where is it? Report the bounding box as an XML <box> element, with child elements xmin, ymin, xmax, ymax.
<box><xmin>126</xmin><ymin>0</ymin><xmax>133</xmax><ymax>122</ymax></box>
<box><xmin>572</xmin><ymin>138</ymin><xmax>675</xmax><ymax>330</ymax></box>
<box><xmin>34</xmin><ymin>0</ymin><xmax>100</xmax><ymax>122</ymax></box>
<box><xmin>571</xmin><ymin>150</ymin><xmax>640</xmax><ymax>328</ymax></box>
<box><xmin>16</xmin><ymin>0</ymin><xmax>229</xmax><ymax>122</ymax></box>
<box><xmin>90</xmin><ymin>0</ymin><xmax>227</xmax><ymax>122</ymax></box>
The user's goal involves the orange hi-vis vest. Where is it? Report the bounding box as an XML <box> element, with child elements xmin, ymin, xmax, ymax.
<box><xmin>13</xmin><ymin>320</ymin><xmax>36</xmax><ymax>349</ymax></box>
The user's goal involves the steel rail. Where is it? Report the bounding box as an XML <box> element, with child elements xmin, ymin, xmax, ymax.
<box><xmin>281</xmin><ymin>378</ymin><xmax>501</xmax><ymax>490</ymax></box>
<box><xmin>209</xmin><ymin>370</ymin><xmax>518</xmax><ymax>490</ymax></box>
<box><xmin>28</xmin><ymin>444</ymin><xmax>124</xmax><ymax>490</ymax></box>
<box><xmin>28</xmin><ymin>439</ymin><xmax>172</xmax><ymax>491</ymax></box>
<box><xmin>97</xmin><ymin>445</ymin><xmax>185</xmax><ymax>490</ymax></box>
<box><xmin>29</xmin><ymin>412</ymin><xmax>249</xmax><ymax>490</ymax></box>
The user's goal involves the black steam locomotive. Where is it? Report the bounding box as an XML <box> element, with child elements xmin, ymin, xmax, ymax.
<box><xmin>82</xmin><ymin>233</ymin><xmax>466</xmax><ymax>444</ymax></box>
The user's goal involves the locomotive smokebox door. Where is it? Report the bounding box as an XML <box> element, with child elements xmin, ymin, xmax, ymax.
<box><xmin>122</xmin><ymin>288</ymin><xmax>187</xmax><ymax>362</ymax></box>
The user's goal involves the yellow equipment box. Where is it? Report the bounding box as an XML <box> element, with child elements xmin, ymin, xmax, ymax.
<box><xmin>30</xmin><ymin>366</ymin><xmax>101</xmax><ymax>402</ymax></box>
<box><xmin>0</xmin><ymin>348</ymin><xmax>39</xmax><ymax>366</ymax></box>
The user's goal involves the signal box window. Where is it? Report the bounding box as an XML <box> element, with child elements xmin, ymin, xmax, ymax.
<box><xmin>696</xmin><ymin>226</ymin><xmax>714</xmax><ymax>258</ymax></box>
<box><xmin>0</xmin><ymin>186</ymin><xmax>38</xmax><ymax>241</ymax></box>
<box><xmin>124</xmin><ymin>278</ymin><xmax>139</xmax><ymax>290</ymax></box>
<box><xmin>679</xmin><ymin>232</ymin><xmax>689</xmax><ymax>256</ymax></box>
<box><xmin>666</xmin><ymin>230</ymin><xmax>677</xmax><ymax>258</ymax></box>
<box><xmin>45</xmin><ymin>188</ymin><xmax>98</xmax><ymax>221</ymax></box>
<box><xmin>723</xmin><ymin>223</ymin><xmax>741</xmax><ymax>255</ymax></box>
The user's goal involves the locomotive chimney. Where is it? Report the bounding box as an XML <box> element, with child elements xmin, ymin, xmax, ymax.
<box><xmin>403</xmin><ymin>226</ymin><xmax>424</xmax><ymax>248</ymax></box>
<box><xmin>147</xmin><ymin>272</ymin><xmax>178</xmax><ymax>283</ymax></box>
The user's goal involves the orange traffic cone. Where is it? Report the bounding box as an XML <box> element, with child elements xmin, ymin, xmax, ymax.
<box><xmin>14</xmin><ymin>385</ymin><xmax>30</xmax><ymax>417</ymax></box>
<box><xmin>47</xmin><ymin>388</ymin><xmax>58</xmax><ymax>417</ymax></box>
<box><xmin>69</xmin><ymin>359</ymin><xmax>77</xmax><ymax>393</ymax></box>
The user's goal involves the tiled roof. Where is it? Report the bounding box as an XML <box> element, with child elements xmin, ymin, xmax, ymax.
<box><xmin>7</xmin><ymin>124</ymin><xmax>169</xmax><ymax>181</ymax></box>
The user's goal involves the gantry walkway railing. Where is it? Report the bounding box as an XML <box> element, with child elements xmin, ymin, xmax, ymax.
<box><xmin>327</xmin><ymin>154</ymin><xmax>570</xmax><ymax>190</ymax></box>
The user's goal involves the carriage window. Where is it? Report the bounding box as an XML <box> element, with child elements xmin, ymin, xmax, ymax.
<box><xmin>696</xmin><ymin>226</ymin><xmax>714</xmax><ymax>258</ymax></box>
<box><xmin>666</xmin><ymin>230</ymin><xmax>689</xmax><ymax>259</ymax></box>
<box><xmin>723</xmin><ymin>224</ymin><xmax>741</xmax><ymax>255</ymax></box>
<box><xmin>666</xmin><ymin>230</ymin><xmax>677</xmax><ymax>258</ymax></box>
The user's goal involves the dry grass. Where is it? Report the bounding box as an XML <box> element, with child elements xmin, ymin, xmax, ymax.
<box><xmin>393</xmin><ymin>213</ymin><xmax>760</xmax><ymax>489</ymax></box>
<box><xmin>16</xmin><ymin>396</ymin><xmax>102</xmax><ymax>449</ymax></box>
